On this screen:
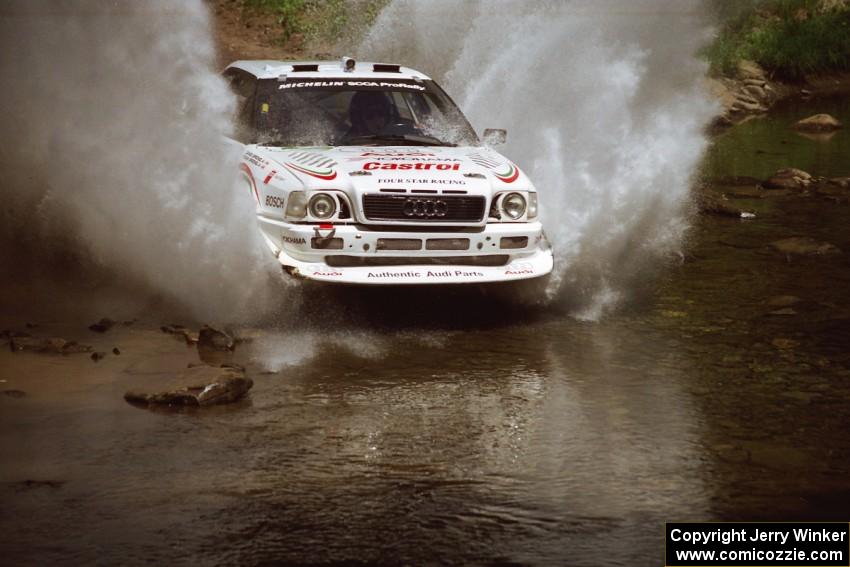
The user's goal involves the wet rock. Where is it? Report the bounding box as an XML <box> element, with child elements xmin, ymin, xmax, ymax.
<box><xmin>769</xmin><ymin>236</ymin><xmax>841</xmax><ymax>256</ymax></box>
<box><xmin>696</xmin><ymin>190</ymin><xmax>755</xmax><ymax>218</ymax></box>
<box><xmin>792</xmin><ymin>113</ymin><xmax>843</xmax><ymax>132</ymax></box>
<box><xmin>88</xmin><ymin>318</ymin><xmax>116</xmax><ymax>333</ymax></box>
<box><xmin>767</xmin><ymin>295</ymin><xmax>801</xmax><ymax>307</ymax></box>
<box><xmin>161</xmin><ymin>324</ymin><xmax>198</xmax><ymax>345</ymax></box>
<box><xmin>124</xmin><ymin>365</ymin><xmax>252</xmax><ymax>408</ymax></box>
<box><xmin>772</xmin><ymin>338</ymin><xmax>800</xmax><ymax>350</ymax></box>
<box><xmin>765</xmin><ymin>175</ymin><xmax>806</xmax><ymax>191</ymax></box>
<box><xmin>764</xmin><ymin>168</ymin><xmax>812</xmax><ymax>190</ymax></box>
<box><xmin>3</xmin><ymin>389</ymin><xmax>26</xmax><ymax>398</ymax></box>
<box><xmin>828</xmin><ymin>177</ymin><xmax>850</xmax><ymax>188</ymax></box>
<box><xmin>91</xmin><ymin>351</ymin><xmax>107</xmax><ymax>362</ymax></box>
<box><xmin>196</xmin><ymin>376</ymin><xmax>253</xmax><ymax>405</ymax></box>
<box><xmin>10</xmin><ymin>336</ymin><xmax>93</xmax><ymax>354</ymax></box>
<box><xmin>768</xmin><ymin>308</ymin><xmax>797</xmax><ymax>316</ymax></box>
<box><xmin>124</xmin><ymin>389</ymin><xmax>198</xmax><ymax>406</ymax></box>
<box><xmin>736</xmin><ymin>59</ymin><xmax>766</xmax><ymax>81</ymax></box>
<box><xmin>198</xmin><ymin>325</ymin><xmax>235</xmax><ymax>351</ymax></box>
<box><xmin>742</xmin><ymin>84</ymin><xmax>767</xmax><ymax>101</ymax></box>
<box><xmin>731</xmin><ymin>98</ymin><xmax>767</xmax><ymax>113</ymax></box>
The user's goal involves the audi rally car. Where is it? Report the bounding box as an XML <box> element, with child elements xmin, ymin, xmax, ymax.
<box><xmin>225</xmin><ymin>58</ymin><xmax>553</xmax><ymax>285</ymax></box>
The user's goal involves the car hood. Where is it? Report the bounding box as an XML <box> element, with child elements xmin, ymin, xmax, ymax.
<box><xmin>253</xmin><ymin>145</ymin><xmax>531</xmax><ymax>197</ymax></box>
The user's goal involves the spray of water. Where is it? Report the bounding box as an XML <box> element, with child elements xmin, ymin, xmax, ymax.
<box><xmin>0</xmin><ymin>1</ymin><xmax>716</xmax><ymax>325</ymax></box>
<box><xmin>360</xmin><ymin>0</ymin><xmax>718</xmax><ymax>317</ymax></box>
<box><xmin>0</xmin><ymin>1</ymin><xmax>278</xmax><ymax>322</ymax></box>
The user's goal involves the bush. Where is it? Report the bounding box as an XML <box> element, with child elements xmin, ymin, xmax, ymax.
<box><xmin>244</xmin><ymin>0</ymin><xmax>387</xmax><ymax>45</ymax></box>
<box><xmin>704</xmin><ymin>0</ymin><xmax>850</xmax><ymax>79</ymax></box>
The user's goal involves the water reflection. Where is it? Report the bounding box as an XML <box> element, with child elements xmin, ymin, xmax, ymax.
<box><xmin>185</xmin><ymin>317</ymin><xmax>709</xmax><ymax>564</ymax></box>
<box><xmin>0</xmin><ymin>308</ymin><xmax>710</xmax><ymax>564</ymax></box>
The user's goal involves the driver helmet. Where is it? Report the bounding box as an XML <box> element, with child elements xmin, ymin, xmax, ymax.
<box><xmin>349</xmin><ymin>91</ymin><xmax>393</xmax><ymax>135</ymax></box>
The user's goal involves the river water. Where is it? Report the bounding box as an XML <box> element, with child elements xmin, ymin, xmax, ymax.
<box><xmin>2</xmin><ymin>97</ymin><xmax>850</xmax><ymax>565</ymax></box>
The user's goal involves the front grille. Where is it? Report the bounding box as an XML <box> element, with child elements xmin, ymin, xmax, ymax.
<box><xmin>362</xmin><ymin>194</ymin><xmax>486</xmax><ymax>223</ymax></box>
<box><xmin>326</xmin><ymin>255</ymin><xmax>509</xmax><ymax>268</ymax></box>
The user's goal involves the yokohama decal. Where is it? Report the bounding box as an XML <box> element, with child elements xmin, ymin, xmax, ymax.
<box><xmin>240</xmin><ymin>163</ymin><xmax>260</xmax><ymax>203</ymax></box>
<box><xmin>494</xmin><ymin>163</ymin><xmax>520</xmax><ymax>183</ymax></box>
<box><xmin>284</xmin><ymin>162</ymin><xmax>337</xmax><ymax>180</ymax></box>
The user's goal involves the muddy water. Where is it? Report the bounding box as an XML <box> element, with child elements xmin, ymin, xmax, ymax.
<box><xmin>2</xmin><ymin>99</ymin><xmax>850</xmax><ymax>565</ymax></box>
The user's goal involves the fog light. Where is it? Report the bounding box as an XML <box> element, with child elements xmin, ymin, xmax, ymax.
<box><xmin>426</xmin><ymin>238</ymin><xmax>470</xmax><ymax>251</ymax></box>
<box><xmin>285</xmin><ymin>191</ymin><xmax>307</xmax><ymax>219</ymax></box>
<box><xmin>500</xmin><ymin>236</ymin><xmax>528</xmax><ymax>249</ymax></box>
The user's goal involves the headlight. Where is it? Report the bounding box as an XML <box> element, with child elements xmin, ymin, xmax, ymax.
<box><xmin>528</xmin><ymin>192</ymin><xmax>538</xmax><ymax>219</ymax></box>
<box><xmin>308</xmin><ymin>193</ymin><xmax>336</xmax><ymax>219</ymax></box>
<box><xmin>501</xmin><ymin>192</ymin><xmax>526</xmax><ymax>220</ymax></box>
<box><xmin>285</xmin><ymin>191</ymin><xmax>307</xmax><ymax>219</ymax></box>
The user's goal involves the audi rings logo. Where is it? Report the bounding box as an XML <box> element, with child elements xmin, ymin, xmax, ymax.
<box><xmin>403</xmin><ymin>198</ymin><xmax>448</xmax><ymax>218</ymax></box>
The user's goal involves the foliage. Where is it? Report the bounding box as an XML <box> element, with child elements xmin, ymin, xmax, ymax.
<box><xmin>243</xmin><ymin>0</ymin><xmax>387</xmax><ymax>46</ymax></box>
<box><xmin>703</xmin><ymin>0</ymin><xmax>850</xmax><ymax>79</ymax></box>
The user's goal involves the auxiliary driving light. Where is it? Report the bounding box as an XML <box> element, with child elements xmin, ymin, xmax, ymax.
<box><xmin>502</xmin><ymin>192</ymin><xmax>526</xmax><ymax>220</ymax></box>
<box><xmin>285</xmin><ymin>191</ymin><xmax>307</xmax><ymax>219</ymax></box>
<box><xmin>308</xmin><ymin>193</ymin><xmax>337</xmax><ymax>219</ymax></box>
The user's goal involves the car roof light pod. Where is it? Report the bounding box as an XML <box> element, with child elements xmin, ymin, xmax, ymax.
<box><xmin>341</xmin><ymin>56</ymin><xmax>356</xmax><ymax>72</ymax></box>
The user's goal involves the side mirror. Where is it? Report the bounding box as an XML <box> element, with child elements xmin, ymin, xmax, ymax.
<box><xmin>483</xmin><ymin>128</ymin><xmax>507</xmax><ymax>146</ymax></box>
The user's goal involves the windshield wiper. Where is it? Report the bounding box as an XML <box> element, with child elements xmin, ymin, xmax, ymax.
<box><xmin>344</xmin><ymin>134</ymin><xmax>456</xmax><ymax>147</ymax></box>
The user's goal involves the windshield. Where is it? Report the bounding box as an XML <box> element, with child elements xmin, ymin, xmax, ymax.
<box><xmin>250</xmin><ymin>78</ymin><xmax>478</xmax><ymax>147</ymax></box>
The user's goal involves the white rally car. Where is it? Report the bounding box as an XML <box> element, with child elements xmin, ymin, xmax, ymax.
<box><xmin>224</xmin><ymin>58</ymin><xmax>553</xmax><ymax>285</ymax></box>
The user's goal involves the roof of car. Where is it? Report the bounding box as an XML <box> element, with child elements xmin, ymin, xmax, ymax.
<box><xmin>226</xmin><ymin>60</ymin><xmax>432</xmax><ymax>81</ymax></box>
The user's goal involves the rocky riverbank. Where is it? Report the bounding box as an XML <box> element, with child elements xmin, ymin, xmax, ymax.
<box><xmin>707</xmin><ymin>59</ymin><xmax>850</xmax><ymax>130</ymax></box>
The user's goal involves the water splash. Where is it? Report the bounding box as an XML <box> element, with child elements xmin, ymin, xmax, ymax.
<box><xmin>360</xmin><ymin>0</ymin><xmax>718</xmax><ymax>317</ymax></box>
<box><xmin>0</xmin><ymin>1</ymin><xmax>278</xmax><ymax>322</ymax></box>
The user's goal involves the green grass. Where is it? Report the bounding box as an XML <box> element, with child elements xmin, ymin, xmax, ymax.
<box><xmin>243</xmin><ymin>0</ymin><xmax>387</xmax><ymax>46</ymax></box>
<box><xmin>704</xmin><ymin>0</ymin><xmax>850</xmax><ymax>80</ymax></box>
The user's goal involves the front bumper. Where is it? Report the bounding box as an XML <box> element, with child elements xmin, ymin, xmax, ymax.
<box><xmin>258</xmin><ymin>216</ymin><xmax>554</xmax><ymax>285</ymax></box>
